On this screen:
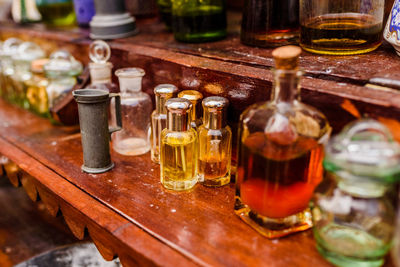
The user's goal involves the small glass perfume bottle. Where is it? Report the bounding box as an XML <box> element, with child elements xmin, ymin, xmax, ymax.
<box><xmin>160</xmin><ymin>98</ymin><xmax>198</xmax><ymax>191</ymax></box>
<box><xmin>314</xmin><ymin>119</ymin><xmax>400</xmax><ymax>267</ymax></box>
<box><xmin>151</xmin><ymin>84</ymin><xmax>178</xmax><ymax>164</ymax></box>
<box><xmin>112</xmin><ymin>68</ymin><xmax>152</xmax><ymax>156</ymax></box>
<box><xmin>87</xmin><ymin>40</ymin><xmax>118</xmax><ymax>93</ymax></box>
<box><xmin>11</xmin><ymin>42</ymin><xmax>45</xmax><ymax>108</ymax></box>
<box><xmin>44</xmin><ymin>50</ymin><xmax>83</xmax><ymax>113</ymax></box>
<box><xmin>177</xmin><ymin>90</ymin><xmax>203</xmax><ymax>130</ymax></box>
<box><xmin>0</xmin><ymin>38</ymin><xmax>22</xmax><ymax>102</ymax></box>
<box><xmin>25</xmin><ymin>58</ymin><xmax>50</xmax><ymax>117</ymax></box>
<box><xmin>198</xmin><ymin>96</ymin><xmax>231</xmax><ymax>186</ymax></box>
<box><xmin>235</xmin><ymin>46</ymin><xmax>331</xmax><ymax>238</ymax></box>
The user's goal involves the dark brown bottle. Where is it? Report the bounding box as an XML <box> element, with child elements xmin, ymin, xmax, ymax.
<box><xmin>241</xmin><ymin>0</ymin><xmax>299</xmax><ymax>47</ymax></box>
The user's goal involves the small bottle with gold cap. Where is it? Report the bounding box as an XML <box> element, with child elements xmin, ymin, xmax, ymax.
<box><xmin>160</xmin><ymin>98</ymin><xmax>198</xmax><ymax>191</ymax></box>
<box><xmin>234</xmin><ymin>46</ymin><xmax>331</xmax><ymax>238</ymax></box>
<box><xmin>150</xmin><ymin>84</ymin><xmax>178</xmax><ymax>164</ymax></box>
<box><xmin>177</xmin><ymin>90</ymin><xmax>203</xmax><ymax>130</ymax></box>
<box><xmin>198</xmin><ymin>96</ymin><xmax>231</xmax><ymax>186</ymax></box>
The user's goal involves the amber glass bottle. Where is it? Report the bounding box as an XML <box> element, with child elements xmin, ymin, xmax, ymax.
<box><xmin>241</xmin><ymin>0</ymin><xmax>299</xmax><ymax>47</ymax></box>
<box><xmin>235</xmin><ymin>46</ymin><xmax>331</xmax><ymax>238</ymax></box>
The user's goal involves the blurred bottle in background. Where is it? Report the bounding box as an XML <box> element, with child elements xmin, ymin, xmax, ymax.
<box><xmin>35</xmin><ymin>0</ymin><xmax>76</xmax><ymax>27</ymax></box>
<box><xmin>73</xmin><ymin>0</ymin><xmax>95</xmax><ymax>27</ymax></box>
<box><xmin>12</xmin><ymin>0</ymin><xmax>42</xmax><ymax>23</ymax></box>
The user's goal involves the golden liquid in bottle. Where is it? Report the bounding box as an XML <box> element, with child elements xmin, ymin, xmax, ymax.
<box><xmin>160</xmin><ymin>129</ymin><xmax>198</xmax><ymax>191</ymax></box>
<box><xmin>300</xmin><ymin>13</ymin><xmax>382</xmax><ymax>55</ymax></box>
<box><xmin>25</xmin><ymin>77</ymin><xmax>50</xmax><ymax>117</ymax></box>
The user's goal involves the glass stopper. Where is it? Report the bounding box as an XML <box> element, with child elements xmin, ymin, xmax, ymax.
<box><xmin>89</xmin><ymin>40</ymin><xmax>111</xmax><ymax>63</ymax></box>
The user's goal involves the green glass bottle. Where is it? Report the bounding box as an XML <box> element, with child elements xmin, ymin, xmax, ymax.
<box><xmin>171</xmin><ymin>0</ymin><xmax>227</xmax><ymax>43</ymax></box>
<box><xmin>157</xmin><ymin>0</ymin><xmax>172</xmax><ymax>30</ymax></box>
<box><xmin>35</xmin><ymin>0</ymin><xmax>76</xmax><ymax>27</ymax></box>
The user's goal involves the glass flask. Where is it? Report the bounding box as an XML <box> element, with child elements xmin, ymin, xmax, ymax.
<box><xmin>171</xmin><ymin>0</ymin><xmax>227</xmax><ymax>43</ymax></box>
<box><xmin>151</xmin><ymin>84</ymin><xmax>178</xmax><ymax>164</ymax></box>
<box><xmin>73</xmin><ymin>0</ymin><xmax>95</xmax><ymax>27</ymax></box>
<box><xmin>177</xmin><ymin>90</ymin><xmax>203</xmax><ymax>130</ymax></box>
<box><xmin>300</xmin><ymin>0</ymin><xmax>384</xmax><ymax>55</ymax></box>
<box><xmin>157</xmin><ymin>0</ymin><xmax>172</xmax><ymax>30</ymax></box>
<box><xmin>234</xmin><ymin>46</ymin><xmax>331</xmax><ymax>239</ymax></box>
<box><xmin>25</xmin><ymin>58</ymin><xmax>50</xmax><ymax>117</ymax></box>
<box><xmin>198</xmin><ymin>96</ymin><xmax>231</xmax><ymax>187</ymax></box>
<box><xmin>112</xmin><ymin>68</ymin><xmax>152</xmax><ymax>156</ymax></box>
<box><xmin>313</xmin><ymin>119</ymin><xmax>400</xmax><ymax>267</ymax></box>
<box><xmin>241</xmin><ymin>0</ymin><xmax>299</xmax><ymax>47</ymax></box>
<box><xmin>0</xmin><ymin>38</ymin><xmax>22</xmax><ymax>102</ymax></box>
<box><xmin>44</xmin><ymin>50</ymin><xmax>83</xmax><ymax>115</ymax></box>
<box><xmin>11</xmin><ymin>42</ymin><xmax>45</xmax><ymax>108</ymax></box>
<box><xmin>160</xmin><ymin>98</ymin><xmax>198</xmax><ymax>191</ymax></box>
<box><xmin>86</xmin><ymin>40</ymin><xmax>118</xmax><ymax>93</ymax></box>
<box><xmin>36</xmin><ymin>0</ymin><xmax>76</xmax><ymax>26</ymax></box>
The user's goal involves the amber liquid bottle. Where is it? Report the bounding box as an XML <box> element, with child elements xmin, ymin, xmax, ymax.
<box><xmin>234</xmin><ymin>46</ymin><xmax>331</xmax><ymax>238</ymax></box>
<box><xmin>241</xmin><ymin>0</ymin><xmax>299</xmax><ymax>47</ymax></box>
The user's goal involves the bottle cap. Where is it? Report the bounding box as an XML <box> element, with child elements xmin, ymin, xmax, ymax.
<box><xmin>178</xmin><ymin>90</ymin><xmax>203</xmax><ymax>125</ymax></box>
<box><xmin>44</xmin><ymin>50</ymin><xmax>83</xmax><ymax>78</ymax></box>
<box><xmin>115</xmin><ymin>67</ymin><xmax>145</xmax><ymax>93</ymax></box>
<box><xmin>203</xmin><ymin>96</ymin><xmax>229</xmax><ymax>129</ymax></box>
<box><xmin>325</xmin><ymin>119</ymin><xmax>400</xmax><ymax>197</ymax></box>
<box><xmin>272</xmin><ymin>45</ymin><xmax>302</xmax><ymax>70</ymax></box>
<box><xmin>89</xmin><ymin>40</ymin><xmax>111</xmax><ymax>63</ymax></box>
<box><xmin>154</xmin><ymin>84</ymin><xmax>178</xmax><ymax>114</ymax></box>
<box><xmin>166</xmin><ymin>98</ymin><xmax>192</xmax><ymax>132</ymax></box>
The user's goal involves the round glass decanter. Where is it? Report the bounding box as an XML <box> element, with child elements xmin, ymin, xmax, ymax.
<box><xmin>112</xmin><ymin>68</ymin><xmax>152</xmax><ymax>156</ymax></box>
<box><xmin>313</xmin><ymin>119</ymin><xmax>400</xmax><ymax>267</ymax></box>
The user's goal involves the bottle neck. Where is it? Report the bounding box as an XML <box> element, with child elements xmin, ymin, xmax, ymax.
<box><xmin>156</xmin><ymin>94</ymin><xmax>169</xmax><ymax>114</ymax></box>
<box><xmin>118</xmin><ymin>75</ymin><xmax>143</xmax><ymax>94</ymax></box>
<box><xmin>272</xmin><ymin>70</ymin><xmax>301</xmax><ymax>103</ymax></box>
<box><xmin>90</xmin><ymin>62</ymin><xmax>112</xmax><ymax>85</ymax></box>
<box><xmin>204</xmin><ymin>109</ymin><xmax>226</xmax><ymax>130</ymax></box>
<box><xmin>167</xmin><ymin>112</ymin><xmax>190</xmax><ymax>132</ymax></box>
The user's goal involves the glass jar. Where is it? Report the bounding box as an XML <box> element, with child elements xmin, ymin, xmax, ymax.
<box><xmin>112</xmin><ymin>68</ymin><xmax>152</xmax><ymax>156</ymax></box>
<box><xmin>171</xmin><ymin>0</ymin><xmax>227</xmax><ymax>43</ymax></box>
<box><xmin>36</xmin><ymin>0</ymin><xmax>76</xmax><ymax>26</ymax></box>
<box><xmin>241</xmin><ymin>0</ymin><xmax>299</xmax><ymax>47</ymax></box>
<box><xmin>0</xmin><ymin>38</ymin><xmax>22</xmax><ymax>102</ymax></box>
<box><xmin>11</xmin><ymin>42</ymin><xmax>45</xmax><ymax>108</ymax></box>
<box><xmin>313</xmin><ymin>119</ymin><xmax>400</xmax><ymax>267</ymax></box>
<box><xmin>198</xmin><ymin>96</ymin><xmax>231</xmax><ymax>187</ymax></box>
<box><xmin>25</xmin><ymin>58</ymin><xmax>50</xmax><ymax>117</ymax></box>
<box><xmin>44</xmin><ymin>50</ymin><xmax>83</xmax><ymax>118</ymax></box>
<box><xmin>157</xmin><ymin>0</ymin><xmax>172</xmax><ymax>30</ymax></box>
<box><xmin>300</xmin><ymin>0</ymin><xmax>384</xmax><ymax>55</ymax></box>
<box><xmin>234</xmin><ymin>46</ymin><xmax>331</xmax><ymax>238</ymax></box>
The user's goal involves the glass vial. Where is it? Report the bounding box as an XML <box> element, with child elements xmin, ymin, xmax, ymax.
<box><xmin>241</xmin><ymin>0</ymin><xmax>299</xmax><ymax>47</ymax></box>
<box><xmin>177</xmin><ymin>90</ymin><xmax>203</xmax><ymax>130</ymax></box>
<box><xmin>198</xmin><ymin>96</ymin><xmax>231</xmax><ymax>187</ymax></box>
<box><xmin>151</xmin><ymin>84</ymin><xmax>178</xmax><ymax>164</ymax></box>
<box><xmin>300</xmin><ymin>0</ymin><xmax>384</xmax><ymax>55</ymax></box>
<box><xmin>87</xmin><ymin>40</ymin><xmax>118</xmax><ymax>93</ymax></box>
<box><xmin>171</xmin><ymin>0</ymin><xmax>227</xmax><ymax>43</ymax></box>
<box><xmin>313</xmin><ymin>120</ymin><xmax>400</xmax><ymax>267</ymax></box>
<box><xmin>112</xmin><ymin>68</ymin><xmax>152</xmax><ymax>156</ymax></box>
<box><xmin>35</xmin><ymin>0</ymin><xmax>76</xmax><ymax>26</ymax></box>
<box><xmin>160</xmin><ymin>98</ymin><xmax>198</xmax><ymax>191</ymax></box>
<box><xmin>234</xmin><ymin>46</ymin><xmax>331</xmax><ymax>238</ymax></box>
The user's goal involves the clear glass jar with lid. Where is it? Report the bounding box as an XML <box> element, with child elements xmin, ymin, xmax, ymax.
<box><xmin>44</xmin><ymin>50</ymin><xmax>83</xmax><ymax>116</ymax></box>
<box><xmin>0</xmin><ymin>38</ymin><xmax>22</xmax><ymax>102</ymax></box>
<box><xmin>313</xmin><ymin>119</ymin><xmax>400</xmax><ymax>267</ymax></box>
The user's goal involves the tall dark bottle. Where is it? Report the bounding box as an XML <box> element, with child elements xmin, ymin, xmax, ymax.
<box><xmin>241</xmin><ymin>0</ymin><xmax>299</xmax><ymax>47</ymax></box>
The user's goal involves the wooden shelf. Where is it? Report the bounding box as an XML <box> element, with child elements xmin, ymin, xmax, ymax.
<box><xmin>0</xmin><ymin>15</ymin><xmax>398</xmax><ymax>266</ymax></box>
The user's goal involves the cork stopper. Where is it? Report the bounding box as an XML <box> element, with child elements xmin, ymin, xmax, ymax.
<box><xmin>31</xmin><ymin>58</ymin><xmax>49</xmax><ymax>74</ymax></box>
<box><xmin>272</xmin><ymin>46</ymin><xmax>302</xmax><ymax>70</ymax></box>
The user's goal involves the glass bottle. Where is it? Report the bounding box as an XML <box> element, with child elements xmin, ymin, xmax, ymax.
<box><xmin>151</xmin><ymin>84</ymin><xmax>178</xmax><ymax>164</ymax></box>
<box><xmin>241</xmin><ymin>0</ymin><xmax>299</xmax><ymax>47</ymax></box>
<box><xmin>157</xmin><ymin>0</ymin><xmax>172</xmax><ymax>30</ymax></box>
<box><xmin>87</xmin><ymin>40</ymin><xmax>118</xmax><ymax>93</ymax></box>
<box><xmin>12</xmin><ymin>0</ymin><xmax>42</xmax><ymax>23</ymax></box>
<box><xmin>171</xmin><ymin>0</ymin><xmax>227</xmax><ymax>43</ymax></box>
<box><xmin>313</xmin><ymin>119</ymin><xmax>400</xmax><ymax>267</ymax></box>
<box><xmin>11</xmin><ymin>42</ymin><xmax>45</xmax><ymax>108</ymax></box>
<box><xmin>25</xmin><ymin>58</ymin><xmax>50</xmax><ymax>117</ymax></box>
<box><xmin>300</xmin><ymin>0</ymin><xmax>384</xmax><ymax>55</ymax></box>
<box><xmin>73</xmin><ymin>0</ymin><xmax>95</xmax><ymax>27</ymax></box>
<box><xmin>160</xmin><ymin>98</ymin><xmax>198</xmax><ymax>191</ymax></box>
<box><xmin>0</xmin><ymin>38</ymin><xmax>22</xmax><ymax>102</ymax></box>
<box><xmin>177</xmin><ymin>90</ymin><xmax>203</xmax><ymax>130</ymax></box>
<box><xmin>112</xmin><ymin>68</ymin><xmax>152</xmax><ymax>156</ymax></box>
<box><xmin>234</xmin><ymin>46</ymin><xmax>331</xmax><ymax>238</ymax></box>
<box><xmin>44</xmin><ymin>50</ymin><xmax>83</xmax><ymax>116</ymax></box>
<box><xmin>35</xmin><ymin>0</ymin><xmax>76</xmax><ymax>27</ymax></box>
<box><xmin>198</xmin><ymin>96</ymin><xmax>231</xmax><ymax>187</ymax></box>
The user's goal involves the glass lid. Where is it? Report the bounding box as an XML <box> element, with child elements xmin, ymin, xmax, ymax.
<box><xmin>12</xmin><ymin>42</ymin><xmax>45</xmax><ymax>62</ymax></box>
<box><xmin>44</xmin><ymin>50</ymin><xmax>83</xmax><ymax>78</ymax></box>
<box><xmin>0</xmin><ymin>38</ymin><xmax>22</xmax><ymax>57</ymax></box>
<box><xmin>89</xmin><ymin>40</ymin><xmax>111</xmax><ymax>64</ymax></box>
